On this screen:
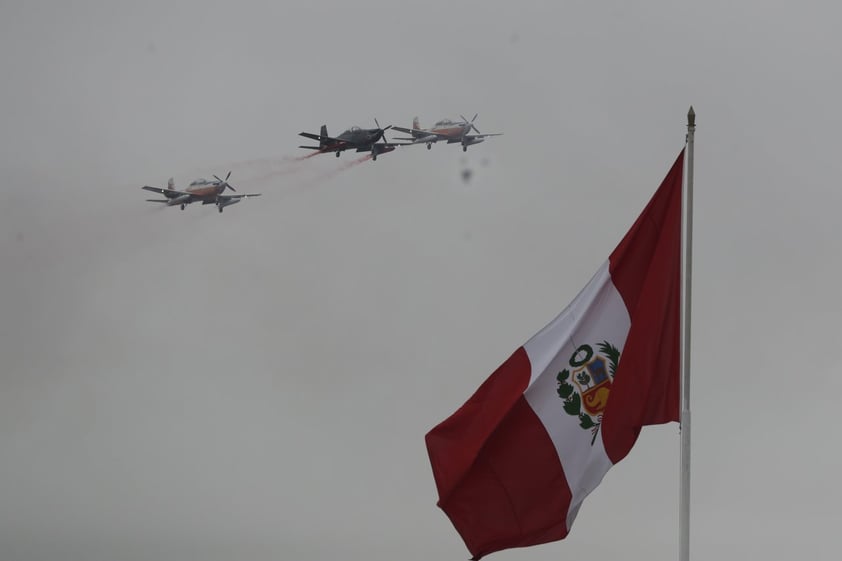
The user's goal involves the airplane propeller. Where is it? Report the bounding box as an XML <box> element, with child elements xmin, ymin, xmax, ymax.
<box><xmin>374</xmin><ymin>118</ymin><xmax>392</xmax><ymax>142</ymax></box>
<box><xmin>213</xmin><ymin>171</ymin><xmax>237</xmax><ymax>192</ymax></box>
<box><xmin>459</xmin><ymin>113</ymin><xmax>481</xmax><ymax>135</ymax></box>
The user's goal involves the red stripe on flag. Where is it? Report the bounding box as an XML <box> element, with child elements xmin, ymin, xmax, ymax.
<box><xmin>427</xmin><ymin>348</ymin><xmax>571</xmax><ymax>559</ymax></box>
<box><xmin>426</xmin><ymin>348</ymin><xmax>532</xmax><ymax>503</ymax></box>
<box><xmin>603</xmin><ymin>150</ymin><xmax>684</xmax><ymax>463</ymax></box>
<box><xmin>436</xmin><ymin>396</ymin><xmax>571</xmax><ymax>560</ymax></box>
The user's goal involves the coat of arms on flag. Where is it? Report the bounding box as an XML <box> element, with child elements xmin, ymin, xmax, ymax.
<box><xmin>556</xmin><ymin>342</ymin><xmax>621</xmax><ymax>443</ymax></box>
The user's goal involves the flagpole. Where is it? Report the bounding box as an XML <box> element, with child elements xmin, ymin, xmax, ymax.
<box><xmin>679</xmin><ymin>106</ymin><xmax>695</xmax><ymax>561</ymax></box>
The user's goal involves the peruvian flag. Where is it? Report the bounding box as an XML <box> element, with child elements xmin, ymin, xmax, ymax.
<box><xmin>425</xmin><ymin>151</ymin><xmax>684</xmax><ymax>559</ymax></box>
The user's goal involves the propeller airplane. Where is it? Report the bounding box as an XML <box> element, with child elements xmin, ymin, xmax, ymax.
<box><xmin>392</xmin><ymin>114</ymin><xmax>503</xmax><ymax>151</ymax></box>
<box><xmin>298</xmin><ymin>119</ymin><xmax>408</xmax><ymax>161</ymax></box>
<box><xmin>141</xmin><ymin>172</ymin><xmax>261</xmax><ymax>213</ymax></box>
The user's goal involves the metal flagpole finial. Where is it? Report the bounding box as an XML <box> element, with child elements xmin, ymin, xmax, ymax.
<box><xmin>687</xmin><ymin>106</ymin><xmax>695</xmax><ymax>128</ymax></box>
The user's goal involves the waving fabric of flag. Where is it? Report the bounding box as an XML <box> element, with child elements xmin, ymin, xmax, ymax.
<box><xmin>425</xmin><ymin>151</ymin><xmax>685</xmax><ymax>559</ymax></box>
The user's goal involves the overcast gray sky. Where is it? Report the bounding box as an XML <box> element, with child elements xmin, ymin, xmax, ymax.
<box><xmin>2</xmin><ymin>1</ymin><xmax>840</xmax><ymax>560</ymax></box>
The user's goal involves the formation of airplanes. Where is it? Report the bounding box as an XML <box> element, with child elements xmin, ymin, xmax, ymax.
<box><xmin>142</xmin><ymin>114</ymin><xmax>501</xmax><ymax>213</ymax></box>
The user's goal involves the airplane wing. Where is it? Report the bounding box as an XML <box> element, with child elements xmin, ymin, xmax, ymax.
<box><xmin>444</xmin><ymin>133</ymin><xmax>504</xmax><ymax>144</ymax></box>
<box><xmin>391</xmin><ymin>135</ymin><xmax>438</xmax><ymax>143</ymax></box>
<box><xmin>355</xmin><ymin>141</ymin><xmax>416</xmax><ymax>153</ymax></box>
<box><xmin>390</xmin><ymin>126</ymin><xmax>451</xmax><ymax>140</ymax></box>
<box><xmin>390</xmin><ymin>126</ymin><xmax>420</xmax><ymax>135</ymax></box>
<box><xmin>141</xmin><ymin>185</ymin><xmax>190</xmax><ymax>198</ymax></box>
<box><xmin>216</xmin><ymin>193</ymin><xmax>262</xmax><ymax>201</ymax></box>
<box><xmin>298</xmin><ymin>132</ymin><xmax>348</xmax><ymax>144</ymax></box>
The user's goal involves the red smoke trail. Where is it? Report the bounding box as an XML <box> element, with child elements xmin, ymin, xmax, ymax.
<box><xmin>292</xmin><ymin>151</ymin><xmax>323</xmax><ymax>161</ymax></box>
<box><xmin>315</xmin><ymin>153</ymin><xmax>373</xmax><ymax>182</ymax></box>
<box><xmin>230</xmin><ymin>152</ymin><xmax>325</xmax><ymax>184</ymax></box>
<box><xmin>287</xmin><ymin>153</ymin><xmax>374</xmax><ymax>191</ymax></box>
<box><xmin>227</xmin><ymin>151</ymin><xmax>321</xmax><ymax>173</ymax></box>
<box><xmin>243</xmin><ymin>166</ymin><xmax>305</xmax><ymax>184</ymax></box>
<box><xmin>232</xmin><ymin>152</ymin><xmax>373</xmax><ymax>194</ymax></box>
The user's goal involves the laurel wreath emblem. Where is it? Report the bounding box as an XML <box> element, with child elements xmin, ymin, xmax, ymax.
<box><xmin>556</xmin><ymin>341</ymin><xmax>621</xmax><ymax>444</ymax></box>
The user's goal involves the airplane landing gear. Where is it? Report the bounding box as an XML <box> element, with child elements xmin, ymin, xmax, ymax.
<box><xmin>463</xmin><ymin>145</ymin><xmax>468</xmax><ymax>152</ymax></box>
<box><xmin>427</xmin><ymin>143</ymin><xmax>432</xmax><ymax>150</ymax></box>
<box><xmin>180</xmin><ymin>204</ymin><xmax>185</xmax><ymax>210</ymax></box>
<box><xmin>218</xmin><ymin>205</ymin><xmax>223</xmax><ymax>213</ymax></box>
<box><xmin>335</xmin><ymin>151</ymin><xmax>341</xmax><ymax>157</ymax></box>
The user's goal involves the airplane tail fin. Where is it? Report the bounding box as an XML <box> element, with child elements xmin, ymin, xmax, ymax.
<box><xmin>167</xmin><ymin>177</ymin><xmax>175</xmax><ymax>189</ymax></box>
<box><xmin>412</xmin><ymin>116</ymin><xmax>420</xmax><ymax>130</ymax></box>
<box><xmin>319</xmin><ymin>125</ymin><xmax>328</xmax><ymax>149</ymax></box>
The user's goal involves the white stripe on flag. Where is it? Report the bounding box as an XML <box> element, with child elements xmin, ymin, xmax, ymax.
<box><xmin>523</xmin><ymin>261</ymin><xmax>630</xmax><ymax>529</ymax></box>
